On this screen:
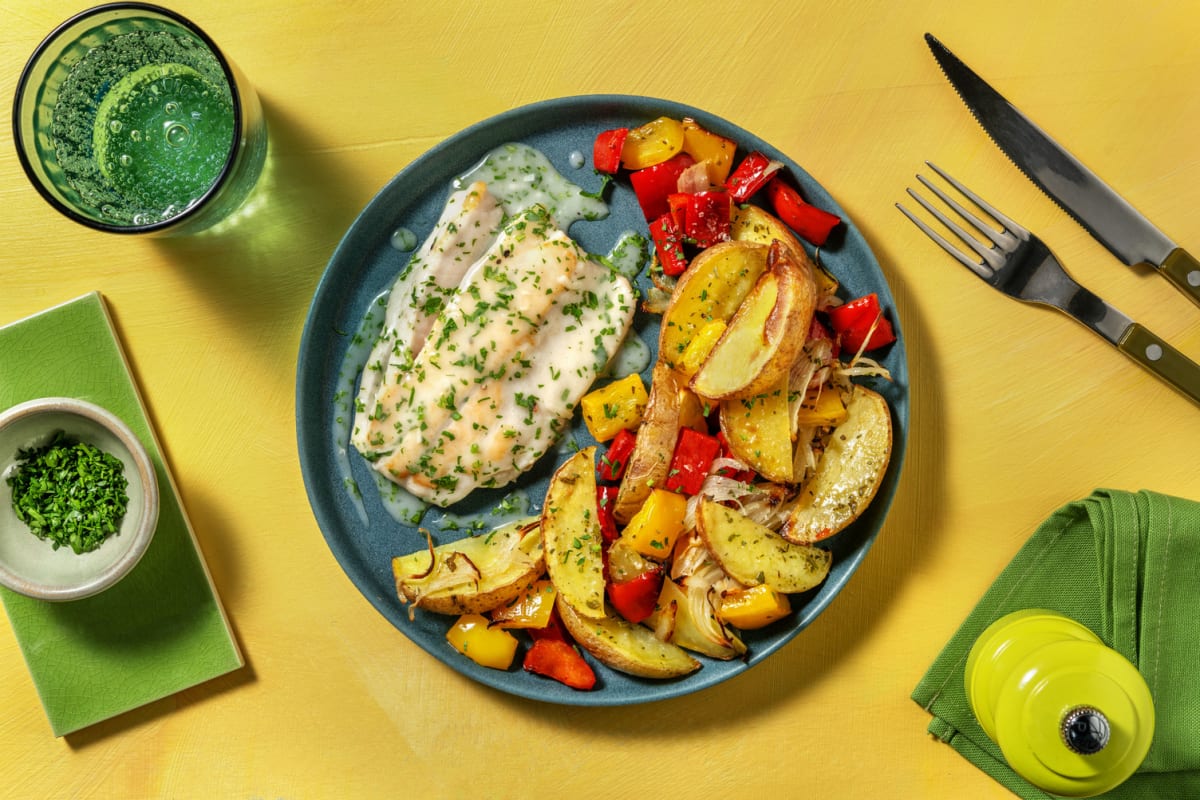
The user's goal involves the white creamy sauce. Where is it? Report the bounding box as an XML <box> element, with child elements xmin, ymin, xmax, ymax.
<box><xmin>390</xmin><ymin>227</ymin><xmax>417</xmax><ymax>251</ymax></box>
<box><xmin>604</xmin><ymin>334</ymin><xmax>651</xmax><ymax>377</ymax></box>
<box><xmin>456</xmin><ymin>143</ymin><xmax>608</xmax><ymax>230</ymax></box>
<box><xmin>371</xmin><ymin>470</ymin><xmax>427</xmax><ymax>526</ymax></box>
<box><xmin>596</xmin><ymin>230</ymin><xmax>651</xmax><ymax>377</ymax></box>
<box><xmin>605</xmin><ymin>229</ymin><xmax>648</xmax><ymax>282</ymax></box>
<box><xmin>433</xmin><ymin>490</ymin><xmax>531</xmax><ymax>535</ymax></box>
<box><xmin>332</xmin><ymin>290</ymin><xmax>390</xmax><ymax>526</ymax></box>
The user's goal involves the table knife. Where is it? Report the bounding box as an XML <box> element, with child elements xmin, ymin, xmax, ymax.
<box><xmin>925</xmin><ymin>33</ymin><xmax>1200</xmax><ymax>308</ymax></box>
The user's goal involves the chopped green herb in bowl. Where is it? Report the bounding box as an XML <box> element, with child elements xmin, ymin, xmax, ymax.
<box><xmin>0</xmin><ymin>397</ymin><xmax>158</xmax><ymax>601</ymax></box>
<box><xmin>8</xmin><ymin>430</ymin><xmax>130</xmax><ymax>554</ymax></box>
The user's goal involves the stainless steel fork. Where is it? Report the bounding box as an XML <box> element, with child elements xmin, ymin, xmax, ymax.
<box><xmin>898</xmin><ymin>162</ymin><xmax>1200</xmax><ymax>407</ymax></box>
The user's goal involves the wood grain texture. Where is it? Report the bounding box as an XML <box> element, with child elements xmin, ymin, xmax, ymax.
<box><xmin>3</xmin><ymin>0</ymin><xmax>1200</xmax><ymax>796</ymax></box>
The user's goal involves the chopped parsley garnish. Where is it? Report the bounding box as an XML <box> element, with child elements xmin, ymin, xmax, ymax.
<box><xmin>6</xmin><ymin>431</ymin><xmax>130</xmax><ymax>554</ymax></box>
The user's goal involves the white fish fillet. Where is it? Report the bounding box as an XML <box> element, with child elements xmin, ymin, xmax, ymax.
<box><xmin>352</xmin><ymin>181</ymin><xmax>502</xmax><ymax>454</ymax></box>
<box><xmin>406</xmin><ymin>242</ymin><xmax>636</xmax><ymax>504</ymax></box>
<box><xmin>354</xmin><ymin>202</ymin><xmax>635</xmax><ymax>507</ymax></box>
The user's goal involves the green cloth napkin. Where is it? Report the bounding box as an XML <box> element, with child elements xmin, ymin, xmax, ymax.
<box><xmin>913</xmin><ymin>489</ymin><xmax>1200</xmax><ymax>798</ymax></box>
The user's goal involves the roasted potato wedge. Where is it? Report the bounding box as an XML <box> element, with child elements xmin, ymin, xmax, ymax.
<box><xmin>392</xmin><ymin>517</ymin><xmax>544</xmax><ymax>616</ymax></box>
<box><xmin>690</xmin><ymin>241</ymin><xmax>816</xmax><ymax>400</ymax></box>
<box><xmin>557</xmin><ymin>595</ymin><xmax>701</xmax><ymax>679</ymax></box>
<box><xmin>781</xmin><ymin>385</ymin><xmax>892</xmax><ymax>544</ymax></box>
<box><xmin>696</xmin><ymin>498</ymin><xmax>831</xmax><ymax>594</ymax></box>
<box><xmin>541</xmin><ymin>448</ymin><xmax>607</xmax><ymax>620</ymax></box>
<box><xmin>613</xmin><ymin>364</ymin><xmax>682</xmax><ymax>525</ymax></box>
<box><xmin>658</xmin><ymin>240</ymin><xmax>768</xmax><ymax>371</ymax></box>
<box><xmin>719</xmin><ymin>374</ymin><xmax>794</xmax><ymax>483</ymax></box>
<box><xmin>730</xmin><ymin>203</ymin><xmax>838</xmax><ymax>300</ymax></box>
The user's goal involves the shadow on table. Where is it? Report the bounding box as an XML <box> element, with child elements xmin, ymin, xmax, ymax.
<box><xmin>58</xmin><ymin>482</ymin><xmax>256</xmax><ymax>750</ymax></box>
<box><xmin>57</xmin><ymin>96</ymin><xmax>383</xmax><ymax>748</ymax></box>
<box><xmin>63</xmin><ymin>662</ymin><xmax>256</xmax><ymax>751</ymax></box>
<box><xmin>486</xmin><ymin>222</ymin><xmax>949</xmax><ymax>734</ymax></box>
<box><xmin>148</xmin><ymin>96</ymin><xmax>365</xmax><ymax>366</ymax></box>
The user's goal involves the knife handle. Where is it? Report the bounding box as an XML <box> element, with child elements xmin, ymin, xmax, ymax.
<box><xmin>1160</xmin><ymin>248</ymin><xmax>1200</xmax><ymax>308</ymax></box>
<box><xmin>1118</xmin><ymin>323</ymin><xmax>1200</xmax><ymax>406</ymax></box>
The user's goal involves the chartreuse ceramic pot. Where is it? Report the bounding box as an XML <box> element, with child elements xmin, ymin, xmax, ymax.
<box><xmin>965</xmin><ymin>609</ymin><xmax>1154</xmax><ymax>798</ymax></box>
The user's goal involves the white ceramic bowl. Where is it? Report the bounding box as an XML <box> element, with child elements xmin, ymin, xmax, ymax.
<box><xmin>0</xmin><ymin>398</ymin><xmax>159</xmax><ymax>601</ymax></box>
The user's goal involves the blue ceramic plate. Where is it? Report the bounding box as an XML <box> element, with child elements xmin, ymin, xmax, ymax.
<box><xmin>297</xmin><ymin>95</ymin><xmax>908</xmax><ymax>705</ymax></box>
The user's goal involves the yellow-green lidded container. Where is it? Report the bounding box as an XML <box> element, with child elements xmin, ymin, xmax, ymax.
<box><xmin>965</xmin><ymin>609</ymin><xmax>1155</xmax><ymax>798</ymax></box>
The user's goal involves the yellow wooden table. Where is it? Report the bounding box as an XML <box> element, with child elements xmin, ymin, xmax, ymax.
<box><xmin>3</xmin><ymin>1</ymin><xmax>1200</xmax><ymax>797</ymax></box>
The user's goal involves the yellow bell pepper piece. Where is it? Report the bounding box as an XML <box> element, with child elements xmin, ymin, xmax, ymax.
<box><xmin>677</xmin><ymin>319</ymin><xmax>726</xmax><ymax>379</ymax></box>
<box><xmin>620</xmin><ymin>489</ymin><xmax>688</xmax><ymax>560</ymax></box>
<box><xmin>793</xmin><ymin>386</ymin><xmax>848</xmax><ymax>428</ymax></box>
<box><xmin>620</xmin><ymin>116</ymin><xmax>685</xmax><ymax>170</ymax></box>
<box><xmin>446</xmin><ymin>613</ymin><xmax>519</xmax><ymax>670</ymax></box>
<box><xmin>580</xmin><ymin>373</ymin><xmax>648</xmax><ymax>442</ymax></box>
<box><xmin>718</xmin><ymin>584</ymin><xmax>792</xmax><ymax>629</ymax></box>
<box><xmin>490</xmin><ymin>580</ymin><xmax>557</xmax><ymax>629</ymax></box>
<box><xmin>676</xmin><ymin>386</ymin><xmax>709</xmax><ymax>433</ymax></box>
<box><xmin>681</xmin><ymin>119</ymin><xmax>737</xmax><ymax>186</ymax></box>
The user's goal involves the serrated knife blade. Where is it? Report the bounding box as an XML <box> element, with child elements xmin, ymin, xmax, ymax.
<box><xmin>926</xmin><ymin>32</ymin><xmax>1200</xmax><ymax>307</ymax></box>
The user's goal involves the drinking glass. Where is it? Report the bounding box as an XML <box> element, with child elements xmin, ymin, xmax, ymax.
<box><xmin>12</xmin><ymin>3</ymin><xmax>268</xmax><ymax>236</ymax></box>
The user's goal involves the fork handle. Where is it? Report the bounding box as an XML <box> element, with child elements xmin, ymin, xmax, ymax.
<box><xmin>1118</xmin><ymin>323</ymin><xmax>1200</xmax><ymax>406</ymax></box>
<box><xmin>1161</xmin><ymin>248</ymin><xmax>1200</xmax><ymax>309</ymax></box>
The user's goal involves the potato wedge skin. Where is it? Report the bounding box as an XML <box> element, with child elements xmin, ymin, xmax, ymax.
<box><xmin>541</xmin><ymin>448</ymin><xmax>607</xmax><ymax>619</ymax></box>
<box><xmin>781</xmin><ymin>386</ymin><xmax>892</xmax><ymax>544</ymax></box>
<box><xmin>730</xmin><ymin>204</ymin><xmax>838</xmax><ymax>300</ymax></box>
<box><xmin>696</xmin><ymin>498</ymin><xmax>831</xmax><ymax>594</ymax></box>
<box><xmin>658</xmin><ymin>240</ymin><xmax>769</xmax><ymax>371</ymax></box>
<box><xmin>613</xmin><ymin>364</ymin><xmax>682</xmax><ymax>525</ymax></box>
<box><xmin>392</xmin><ymin>517</ymin><xmax>544</xmax><ymax>615</ymax></box>
<box><xmin>557</xmin><ymin>595</ymin><xmax>701</xmax><ymax>679</ymax></box>
<box><xmin>690</xmin><ymin>241</ymin><xmax>817</xmax><ymax>401</ymax></box>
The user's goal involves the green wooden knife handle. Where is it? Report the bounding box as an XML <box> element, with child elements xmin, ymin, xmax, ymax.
<box><xmin>1118</xmin><ymin>323</ymin><xmax>1200</xmax><ymax>406</ymax></box>
<box><xmin>1161</xmin><ymin>247</ymin><xmax>1200</xmax><ymax>308</ymax></box>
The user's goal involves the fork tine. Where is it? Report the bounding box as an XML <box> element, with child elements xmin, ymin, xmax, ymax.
<box><xmin>902</xmin><ymin>184</ymin><xmax>999</xmax><ymax>268</ymax></box>
<box><xmin>913</xmin><ymin>174</ymin><xmax>1011</xmax><ymax>258</ymax></box>
<box><xmin>925</xmin><ymin>161</ymin><xmax>1027</xmax><ymax>236</ymax></box>
<box><xmin>895</xmin><ymin>201</ymin><xmax>992</xmax><ymax>279</ymax></box>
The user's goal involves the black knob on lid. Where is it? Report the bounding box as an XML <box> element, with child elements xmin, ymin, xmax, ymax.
<box><xmin>1062</xmin><ymin>706</ymin><xmax>1110</xmax><ymax>755</ymax></box>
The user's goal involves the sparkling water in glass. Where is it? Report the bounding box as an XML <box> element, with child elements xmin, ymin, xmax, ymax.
<box><xmin>13</xmin><ymin>3</ymin><xmax>268</xmax><ymax>235</ymax></box>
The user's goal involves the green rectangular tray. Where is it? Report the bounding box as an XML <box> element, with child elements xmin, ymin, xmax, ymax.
<box><xmin>0</xmin><ymin>293</ymin><xmax>242</xmax><ymax>736</ymax></box>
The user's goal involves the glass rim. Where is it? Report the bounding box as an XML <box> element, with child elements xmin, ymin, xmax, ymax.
<box><xmin>11</xmin><ymin>2</ymin><xmax>247</xmax><ymax>235</ymax></box>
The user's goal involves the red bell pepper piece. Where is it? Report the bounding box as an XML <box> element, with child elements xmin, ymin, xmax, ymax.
<box><xmin>826</xmin><ymin>293</ymin><xmax>896</xmax><ymax>353</ymax></box>
<box><xmin>724</xmin><ymin>151</ymin><xmax>784</xmax><ymax>203</ymax></box>
<box><xmin>523</xmin><ymin>638</ymin><xmax>597</xmax><ymax>690</ymax></box>
<box><xmin>667</xmin><ymin>192</ymin><xmax>690</xmax><ymax>230</ymax></box>
<box><xmin>664</xmin><ymin>427</ymin><xmax>722</xmax><ymax>495</ymax></box>
<box><xmin>808</xmin><ymin>316</ymin><xmax>841</xmax><ymax>360</ymax></box>
<box><xmin>528</xmin><ymin>607</ymin><xmax>570</xmax><ymax>642</ymax></box>
<box><xmin>607</xmin><ymin>566</ymin><xmax>664</xmax><ymax>624</ymax></box>
<box><xmin>596</xmin><ymin>484</ymin><xmax>620</xmax><ymax>546</ymax></box>
<box><xmin>765</xmin><ymin>177</ymin><xmax>841</xmax><ymax>246</ymax></box>
<box><xmin>715</xmin><ymin>431</ymin><xmax>756</xmax><ymax>483</ymax></box>
<box><xmin>630</xmin><ymin>153</ymin><xmax>695</xmax><ymax>220</ymax></box>
<box><xmin>681</xmin><ymin>190</ymin><xmax>731</xmax><ymax>247</ymax></box>
<box><xmin>598</xmin><ymin>428</ymin><xmax>636</xmax><ymax>482</ymax></box>
<box><xmin>649</xmin><ymin>212</ymin><xmax>689</xmax><ymax>277</ymax></box>
<box><xmin>593</xmin><ymin>128</ymin><xmax>628</xmax><ymax>174</ymax></box>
